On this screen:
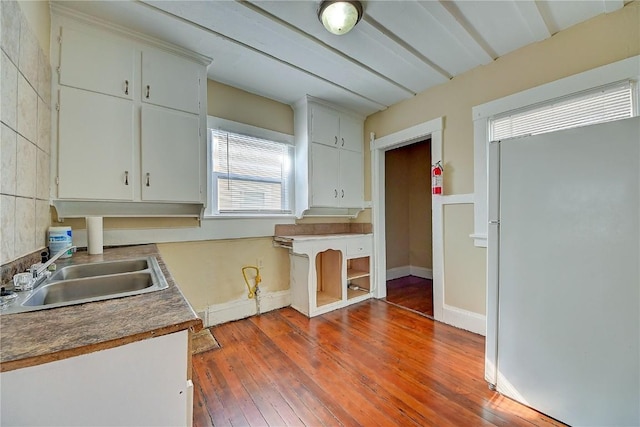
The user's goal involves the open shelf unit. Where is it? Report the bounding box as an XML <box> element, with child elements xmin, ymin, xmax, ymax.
<box><xmin>284</xmin><ymin>234</ymin><xmax>373</xmax><ymax>317</ymax></box>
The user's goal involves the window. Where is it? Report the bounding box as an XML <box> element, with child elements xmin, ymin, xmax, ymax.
<box><xmin>207</xmin><ymin>118</ymin><xmax>294</xmax><ymax>216</ymax></box>
<box><xmin>490</xmin><ymin>81</ymin><xmax>636</xmax><ymax>141</ymax></box>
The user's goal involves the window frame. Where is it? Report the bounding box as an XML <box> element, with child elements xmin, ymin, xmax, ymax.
<box><xmin>472</xmin><ymin>55</ymin><xmax>640</xmax><ymax>248</ymax></box>
<box><xmin>205</xmin><ymin>116</ymin><xmax>295</xmax><ymax>218</ymax></box>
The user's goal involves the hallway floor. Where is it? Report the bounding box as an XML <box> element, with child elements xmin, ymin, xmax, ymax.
<box><xmin>385</xmin><ymin>275</ymin><xmax>433</xmax><ymax>317</ymax></box>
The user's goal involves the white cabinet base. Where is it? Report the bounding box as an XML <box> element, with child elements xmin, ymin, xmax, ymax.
<box><xmin>0</xmin><ymin>331</ymin><xmax>191</xmax><ymax>427</ymax></box>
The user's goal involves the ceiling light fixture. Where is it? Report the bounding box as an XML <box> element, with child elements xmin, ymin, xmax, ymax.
<box><xmin>317</xmin><ymin>1</ymin><xmax>363</xmax><ymax>35</ymax></box>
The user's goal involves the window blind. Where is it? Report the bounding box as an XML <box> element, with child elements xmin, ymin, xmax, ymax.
<box><xmin>211</xmin><ymin>129</ymin><xmax>293</xmax><ymax>213</ymax></box>
<box><xmin>491</xmin><ymin>81</ymin><xmax>635</xmax><ymax>141</ymax></box>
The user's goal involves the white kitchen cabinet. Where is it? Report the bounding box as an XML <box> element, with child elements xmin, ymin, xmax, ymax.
<box><xmin>294</xmin><ymin>96</ymin><xmax>365</xmax><ymax>217</ymax></box>
<box><xmin>50</xmin><ymin>13</ymin><xmax>210</xmax><ymax>215</ymax></box>
<box><xmin>57</xmin><ymin>86</ymin><xmax>134</xmax><ymax>200</ymax></box>
<box><xmin>285</xmin><ymin>234</ymin><xmax>373</xmax><ymax>317</ymax></box>
<box><xmin>0</xmin><ymin>331</ymin><xmax>192</xmax><ymax>427</ymax></box>
<box><xmin>141</xmin><ymin>106</ymin><xmax>201</xmax><ymax>202</ymax></box>
<box><xmin>58</xmin><ymin>26</ymin><xmax>134</xmax><ymax>100</ymax></box>
<box><xmin>142</xmin><ymin>49</ymin><xmax>201</xmax><ymax>115</ymax></box>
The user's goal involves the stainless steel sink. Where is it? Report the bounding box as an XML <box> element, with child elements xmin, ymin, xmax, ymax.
<box><xmin>47</xmin><ymin>259</ymin><xmax>149</xmax><ymax>282</ymax></box>
<box><xmin>22</xmin><ymin>272</ymin><xmax>154</xmax><ymax>306</ymax></box>
<box><xmin>1</xmin><ymin>257</ymin><xmax>169</xmax><ymax>315</ymax></box>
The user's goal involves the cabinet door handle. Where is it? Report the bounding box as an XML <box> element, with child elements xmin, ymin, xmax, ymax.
<box><xmin>124</xmin><ymin>80</ymin><xmax>129</xmax><ymax>95</ymax></box>
<box><xmin>341</xmin><ymin>137</ymin><xmax>345</xmax><ymax>147</ymax></box>
<box><xmin>341</xmin><ymin>189</ymin><xmax>344</xmax><ymax>198</ymax></box>
<box><xmin>145</xmin><ymin>85</ymin><xmax>150</xmax><ymax>99</ymax></box>
<box><xmin>124</xmin><ymin>171</ymin><xmax>129</xmax><ymax>185</ymax></box>
<box><xmin>334</xmin><ymin>136</ymin><xmax>338</xmax><ymax>145</ymax></box>
<box><xmin>334</xmin><ymin>189</ymin><xmax>338</xmax><ymax>198</ymax></box>
<box><xmin>146</xmin><ymin>173</ymin><xmax>150</xmax><ymax>187</ymax></box>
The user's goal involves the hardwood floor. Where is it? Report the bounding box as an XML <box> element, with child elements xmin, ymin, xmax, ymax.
<box><xmin>193</xmin><ymin>300</ymin><xmax>563</xmax><ymax>426</ymax></box>
<box><xmin>385</xmin><ymin>275</ymin><xmax>433</xmax><ymax>317</ymax></box>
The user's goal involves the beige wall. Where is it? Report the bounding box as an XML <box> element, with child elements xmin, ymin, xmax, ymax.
<box><xmin>1</xmin><ymin>1</ymin><xmax>52</xmax><ymax>265</ymax></box>
<box><xmin>207</xmin><ymin>80</ymin><xmax>294</xmax><ymax>135</ymax></box>
<box><xmin>365</xmin><ymin>2</ymin><xmax>640</xmax><ymax>315</ymax></box>
<box><xmin>385</xmin><ymin>141</ymin><xmax>432</xmax><ymax>270</ymax></box>
<box><xmin>157</xmin><ymin>238</ymin><xmax>289</xmax><ymax>311</ymax></box>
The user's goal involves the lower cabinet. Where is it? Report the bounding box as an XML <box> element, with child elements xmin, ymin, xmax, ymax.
<box><xmin>288</xmin><ymin>235</ymin><xmax>373</xmax><ymax>317</ymax></box>
<box><xmin>0</xmin><ymin>330</ymin><xmax>193</xmax><ymax>426</ymax></box>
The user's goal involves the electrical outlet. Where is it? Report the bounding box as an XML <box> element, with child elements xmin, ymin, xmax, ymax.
<box><xmin>256</xmin><ymin>258</ymin><xmax>264</xmax><ymax>269</ymax></box>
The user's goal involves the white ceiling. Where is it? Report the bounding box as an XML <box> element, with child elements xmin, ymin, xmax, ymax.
<box><xmin>53</xmin><ymin>0</ymin><xmax>628</xmax><ymax>116</ymax></box>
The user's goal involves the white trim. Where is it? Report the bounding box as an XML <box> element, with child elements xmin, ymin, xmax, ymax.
<box><xmin>410</xmin><ymin>266</ymin><xmax>433</xmax><ymax>279</ymax></box>
<box><xmin>204</xmin><ymin>290</ymin><xmax>291</xmax><ymax>327</ymax></box>
<box><xmin>371</xmin><ymin>117</ymin><xmax>444</xmax><ymax>321</ymax></box>
<box><xmin>472</xmin><ymin>56</ymin><xmax>640</xmax><ymax>249</ymax></box>
<box><xmin>442</xmin><ymin>304</ymin><xmax>486</xmax><ymax>336</ymax></box>
<box><xmin>441</xmin><ymin>193</ymin><xmax>474</xmax><ymax>205</ymax></box>
<box><xmin>386</xmin><ymin>266</ymin><xmax>433</xmax><ymax>280</ymax></box>
<box><xmin>206</xmin><ymin>117</ymin><xmax>294</xmax><ymax>145</ymax></box>
<box><xmin>386</xmin><ymin>266</ymin><xmax>411</xmax><ymax>281</ymax></box>
<box><xmin>70</xmin><ymin>217</ymin><xmax>295</xmax><ymax>248</ymax></box>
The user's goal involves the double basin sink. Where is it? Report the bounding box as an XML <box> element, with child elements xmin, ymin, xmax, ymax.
<box><xmin>1</xmin><ymin>257</ymin><xmax>169</xmax><ymax>315</ymax></box>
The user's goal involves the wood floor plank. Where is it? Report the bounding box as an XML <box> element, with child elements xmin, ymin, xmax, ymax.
<box><xmin>194</xmin><ymin>300</ymin><xmax>565</xmax><ymax>427</ymax></box>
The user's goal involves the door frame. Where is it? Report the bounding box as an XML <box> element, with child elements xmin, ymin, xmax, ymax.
<box><xmin>371</xmin><ymin>117</ymin><xmax>444</xmax><ymax>321</ymax></box>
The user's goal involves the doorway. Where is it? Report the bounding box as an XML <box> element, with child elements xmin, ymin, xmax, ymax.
<box><xmin>384</xmin><ymin>140</ymin><xmax>433</xmax><ymax>317</ymax></box>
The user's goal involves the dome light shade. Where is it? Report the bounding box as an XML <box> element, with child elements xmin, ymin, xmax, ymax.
<box><xmin>318</xmin><ymin>1</ymin><xmax>363</xmax><ymax>35</ymax></box>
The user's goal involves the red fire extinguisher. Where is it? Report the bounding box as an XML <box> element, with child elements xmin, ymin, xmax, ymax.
<box><xmin>432</xmin><ymin>161</ymin><xmax>443</xmax><ymax>195</ymax></box>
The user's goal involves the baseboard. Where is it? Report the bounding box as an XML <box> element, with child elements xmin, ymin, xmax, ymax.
<box><xmin>205</xmin><ymin>290</ymin><xmax>291</xmax><ymax>327</ymax></box>
<box><xmin>441</xmin><ymin>304</ymin><xmax>486</xmax><ymax>336</ymax></box>
<box><xmin>386</xmin><ymin>265</ymin><xmax>433</xmax><ymax>280</ymax></box>
<box><xmin>386</xmin><ymin>266</ymin><xmax>411</xmax><ymax>280</ymax></box>
<box><xmin>258</xmin><ymin>289</ymin><xmax>291</xmax><ymax>313</ymax></box>
<box><xmin>410</xmin><ymin>266</ymin><xmax>433</xmax><ymax>279</ymax></box>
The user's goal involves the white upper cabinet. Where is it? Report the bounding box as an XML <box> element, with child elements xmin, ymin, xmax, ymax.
<box><xmin>294</xmin><ymin>96</ymin><xmax>365</xmax><ymax>217</ymax></box>
<box><xmin>141</xmin><ymin>49</ymin><xmax>200</xmax><ymax>115</ymax></box>
<box><xmin>141</xmin><ymin>106</ymin><xmax>201</xmax><ymax>203</ymax></box>
<box><xmin>50</xmin><ymin>13</ymin><xmax>210</xmax><ymax>215</ymax></box>
<box><xmin>59</xmin><ymin>26</ymin><xmax>135</xmax><ymax>100</ymax></box>
<box><xmin>58</xmin><ymin>86</ymin><xmax>134</xmax><ymax>201</ymax></box>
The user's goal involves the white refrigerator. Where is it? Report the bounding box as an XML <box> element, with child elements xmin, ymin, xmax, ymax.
<box><xmin>485</xmin><ymin>117</ymin><xmax>639</xmax><ymax>426</ymax></box>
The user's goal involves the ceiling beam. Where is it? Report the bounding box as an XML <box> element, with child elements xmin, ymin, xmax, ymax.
<box><xmin>420</xmin><ymin>1</ymin><xmax>496</xmax><ymax>65</ymax></box>
<box><xmin>137</xmin><ymin>1</ymin><xmax>388</xmax><ymax>110</ymax></box>
<box><xmin>240</xmin><ymin>1</ymin><xmax>416</xmax><ymax>97</ymax></box>
<box><xmin>514</xmin><ymin>0</ymin><xmax>552</xmax><ymax>41</ymax></box>
<box><xmin>361</xmin><ymin>15</ymin><xmax>452</xmax><ymax>81</ymax></box>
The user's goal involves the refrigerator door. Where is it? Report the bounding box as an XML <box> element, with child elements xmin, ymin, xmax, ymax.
<box><xmin>494</xmin><ymin>117</ymin><xmax>639</xmax><ymax>426</ymax></box>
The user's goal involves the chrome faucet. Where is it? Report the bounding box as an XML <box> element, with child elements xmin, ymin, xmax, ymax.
<box><xmin>31</xmin><ymin>245</ymin><xmax>77</xmax><ymax>285</ymax></box>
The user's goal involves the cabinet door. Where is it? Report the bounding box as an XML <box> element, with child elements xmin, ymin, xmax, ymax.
<box><xmin>141</xmin><ymin>106</ymin><xmax>201</xmax><ymax>202</ymax></box>
<box><xmin>141</xmin><ymin>49</ymin><xmax>200</xmax><ymax>114</ymax></box>
<box><xmin>339</xmin><ymin>149</ymin><xmax>364</xmax><ymax>207</ymax></box>
<box><xmin>339</xmin><ymin>114</ymin><xmax>363</xmax><ymax>153</ymax></box>
<box><xmin>310</xmin><ymin>143</ymin><xmax>340</xmax><ymax>207</ymax></box>
<box><xmin>311</xmin><ymin>104</ymin><xmax>340</xmax><ymax>147</ymax></box>
<box><xmin>58</xmin><ymin>87</ymin><xmax>134</xmax><ymax>200</ymax></box>
<box><xmin>59</xmin><ymin>26</ymin><xmax>134</xmax><ymax>100</ymax></box>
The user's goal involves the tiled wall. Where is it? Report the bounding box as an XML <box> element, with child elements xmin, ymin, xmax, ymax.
<box><xmin>1</xmin><ymin>1</ymin><xmax>51</xmax><ymax>265</ymax></box>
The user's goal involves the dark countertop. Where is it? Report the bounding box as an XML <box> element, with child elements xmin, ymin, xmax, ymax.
<box><xmin>0</xmin><ymin>244</ymin><xmax>202</xmax><ymax>372</ymax></box>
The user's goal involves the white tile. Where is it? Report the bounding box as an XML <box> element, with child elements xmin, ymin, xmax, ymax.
<box><xmin>16</xmin><ymin>134</ymin><xmax>36</xmax><ymax>198</ymax></box>
<box><xmin>37</xmin><ymin>48</ymin><xmax>51</xmax><ymax>105</ymax></box>
<box><xmin>0</xmin><ymin>194</ymin><xmax>16</xmax><ymax>263</ymax></box>
<box><xmin>17</xmin><ymin>72</ymin><xmax>37</xmax><ymax>143</ymax></box>
<box><xmin>0</xmin><ymin>0</ymin><xmax>21</xmax><ymax>64</ymax></box>
<box><xmin>1</xmin><ymin>122</ymin><xmax>17</xmax><ymax>195</ymax></box>
<box><xmin>1</xmin><ymin>50</ymin><xmax>18</xmax><ymax>130</ymax></box>
<box><xmin>18</xmin><ymin>12</ymin><xmax>39</xmax><ymax>89</ymax></box>
<box><xmin>36</xmin><ymin>147</ymin><xmax>49</xmax><ymax>200</ymax></box>
<box><xmin>37</xmin><ymin>97</ymin><xmax>50</xmax><ymax>153</ymax></box>
<box><xmin>15</xmin><ymin>196</ymin><xmax>35</xmax><ymax>258</ymax></box>
<box><xmin>35</xmin><ymin>199</ymin><xmax>50</xmax><ymax>248</ymax></box>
